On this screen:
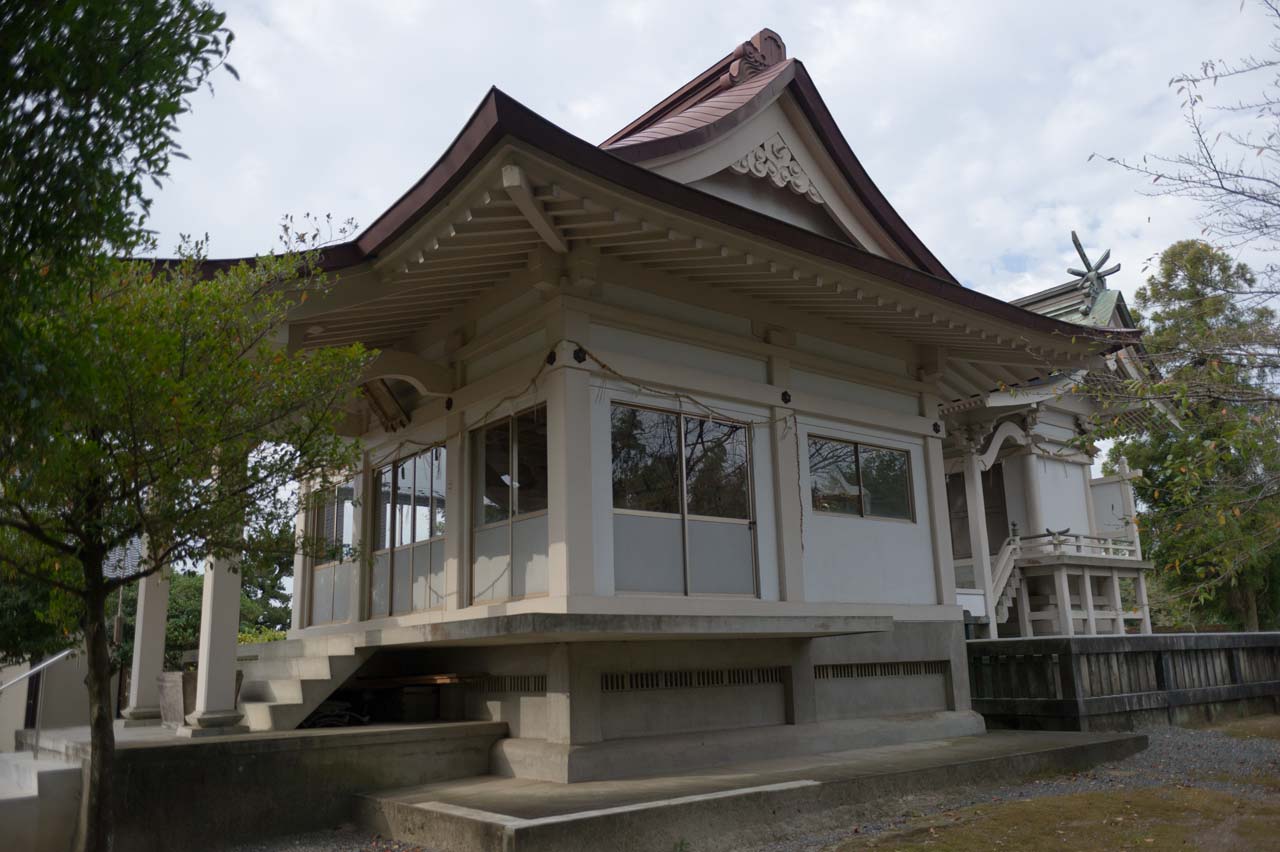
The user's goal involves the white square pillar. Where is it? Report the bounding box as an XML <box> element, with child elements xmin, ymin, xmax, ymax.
<box><xmin>962</xmin><ymin>446</ymin><xmax>994</xmax><ymax>637</ymax></box>
<box><xmin>121</xmin><ymin>544</ymin><xmax>168</xmax><ymax>723</ymax></box>
<box><xmin>1054</xmin><ymin>567</ymin><xmax>1075</xmax><ymax>636</ymax></box>
<box><xmin>545</xmin><ymin>340</ymin><xmax>597</xmax><ymax>600</ymax></box>
<box><xmin>183</xmin><ymin>554</ymin><xmax>245</xmax><ymax>733</ymax></box>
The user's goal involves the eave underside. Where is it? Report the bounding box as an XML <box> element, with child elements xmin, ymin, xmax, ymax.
<box><xmin>290</xmin><ymin>144</ymin><xmax>1122</xmax><ymax>403</ymax></box>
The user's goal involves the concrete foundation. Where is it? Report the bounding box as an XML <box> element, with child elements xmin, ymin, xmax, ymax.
<box><xmin>356</xmin><ymin>730</ymin><xmax>1148</xmax><ymax>852</ymax></box>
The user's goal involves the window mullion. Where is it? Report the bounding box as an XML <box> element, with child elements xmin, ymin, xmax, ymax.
<box><xmin>678</xmin><ymin>412</ymin><xmax>690</xmax><ymax>596</ymax></box>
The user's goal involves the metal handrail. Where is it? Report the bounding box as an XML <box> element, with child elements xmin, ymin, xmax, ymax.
<box><xmin>1</xmin><ymin>648</ymin><xmax>74</xmax><ymax>756</ymax></box>
<box><xmin>0</xmin><ymin>648</ymin><xmax>73</xmax><ymax>693</ymax></box>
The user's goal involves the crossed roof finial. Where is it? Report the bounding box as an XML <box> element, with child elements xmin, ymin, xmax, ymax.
<box><xmin>1066</xmin><ymin>231</ymin><xmax>1120</xmax><ymax>306</ymax></box>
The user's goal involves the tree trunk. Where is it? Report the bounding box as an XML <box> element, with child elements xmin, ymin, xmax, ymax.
<box><xmin>1245</xmin><ymin>586</ymin><xmax>1261</xmax><ymax>633</ymax></box>
<box><xmin>76</xmin><ymin>585</ymin><xmax>115</xmax><ymax>852</ymax></box>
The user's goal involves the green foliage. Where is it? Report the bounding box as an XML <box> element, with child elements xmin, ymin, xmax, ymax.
<box><xmin>0</xmin><ymin>578</ymin><xmax>77</xmax><ymax>665</ymax></box>
<box><xmin>1107</xmin><ymin>240</ymin><xmax>1280</xmax><ymax>630</ymax></box>
<box><xmin>238</xmin><ymin>625</ymin><xmax>286</xmax><ymax>645</ymax></box>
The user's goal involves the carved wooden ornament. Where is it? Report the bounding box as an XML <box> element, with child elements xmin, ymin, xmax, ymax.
<box><xmin>730</xmin><ymin>133</ymin><xmax>824</xmax><ymax>204</ymax></box>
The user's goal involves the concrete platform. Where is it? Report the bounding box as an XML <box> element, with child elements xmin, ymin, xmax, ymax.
<box><xmin>356</xmin><ymin>729</ymin><xmax>1147</xmax><ymax>852</ymax></box>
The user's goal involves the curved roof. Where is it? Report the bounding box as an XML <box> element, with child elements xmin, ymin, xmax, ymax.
<box><xmin>601</xmin><ymin>29</ymin><xmax>957</xmax><ymax>283</ymax></box>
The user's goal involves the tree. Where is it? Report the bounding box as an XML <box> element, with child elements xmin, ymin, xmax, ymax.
<box><xmin>1106</xmin><ymin>240</ymin><xmax>1280</xmax><ymax>630</ymax></box>
<box><xmin>0</xmin><ymin>239</ymin><xmax>369</xmax><ymax>852</ymax></box>
<box><xmin>1085</xmin><ymin>1</ymin><xmax>1280</xmax><ymax>627</ymax></box>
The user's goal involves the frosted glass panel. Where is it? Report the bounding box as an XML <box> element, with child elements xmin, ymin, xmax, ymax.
<box><xmin>412</xmin><ymin>542</ymin><xmax>431</xmax><ymax>611</ymax></box>
<box><xmin>513</xmin><ymin>515</ymin><xmax>548</xmax><ymax>597</ymax></box>
<box><xmin>687</xmin><ymin>520</ymin><xmax>754</xmax><ymax>594</ymax></box>
<box><xmin>332</xmin><ymin>562</ymin><xmax>351</xmax><ymax>622</ymax></box>
<box><xmin>429</xmin><ymin>540</ymin><xmax>446</xmax><ymax>608</ymax></box>
<box><xmin>370</xmin><ymin>551</ymin><xmax>391</xmax><ymax>618</ymax></box>
<box><xmin>614</xmin><ymin>513</ymin><xmax>684</xmax><ymax>593</ymax></box>
<box><xmin>392</xmin><ymin>548</ymin><xmax>413</xmax><ymax>615</ymax></box>
<box><xmin>310</xmin><ymin>564</ymin><xmax>333</xmax><ymax>624</ymax></box>
<box><xmin>473</xmin><ymin>526</ymin><xmax>511</xmax><ymax>602</ymax></box>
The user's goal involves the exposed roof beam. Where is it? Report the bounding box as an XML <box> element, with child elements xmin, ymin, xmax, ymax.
<box><xmin>502</xmin><ymin>164</ymin><xmax>567</xmax><ymax>253</ymax></box>
<box><xmin>361</xmin><ymin>349</ymin><xmax>454</xmax><ymax>396</ymax></box>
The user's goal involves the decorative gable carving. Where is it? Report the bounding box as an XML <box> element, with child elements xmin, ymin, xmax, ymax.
<box><xmin>730</xmin><ymin>133</ymin><xmax>824</xmax><ymax>204</ymax></box>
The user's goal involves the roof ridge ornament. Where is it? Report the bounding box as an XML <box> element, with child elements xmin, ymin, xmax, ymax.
<box><xmin>730</xmin><ymin>132</ymin><xmax>823</xmax><ymax>204</ymax></box>
<box><xmin>720</xmin><ymin>28</ymin><xmax>786</xmax><ymax>89</ymax></box>
<box><xmin>1066</xmin><ymin>230</ymin><xmax>1120</xmax><ymax>310</ymax></box>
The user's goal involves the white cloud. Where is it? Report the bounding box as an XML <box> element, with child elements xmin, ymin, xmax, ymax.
<box><xmin>146</xmin><ymin>0</ymin><xmax>1271</xmax><ymax>305</ymax></box>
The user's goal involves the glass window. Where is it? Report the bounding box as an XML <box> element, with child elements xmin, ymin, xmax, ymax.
<box><xmin>808</xmin><ymin>437</ymin><xmax>862</xmax><ymax>515</ymax></box>
<box><xmin>610</xmin><ymin>403</ymin><xmax>756</xmax><ymax>597</ymax></box>
<box><xmin>395</xmin><ymin>458</ymin><xmax>415</xmax><ymax>547</ymax></box>
<box><xmin>857</xmin><ymin>445</ymin><xmax>913</xmax><ymax>520</ymax></box>
<box><xmin>684</xmin><ymin>416</ymin><xmax>750</xmax><ymax>519</ymax></box>
<box><xmin>808</xmin><ymin>436</ymin><xmax>913</xmax><ymax>521</ymax></box>
<box><xmin>370</xmin><ymin>446</ymin><xmax>448</xmax><ymax>616</ymax></box>
<box><xmin>431</xmin><ymin>447</ymin><xmax>447</xmax><ymax>538</ymax></box>
<box><xmin>514</xmin><ymin>408</ymin><xmax>548</xmax><ymax>515</ymax></box>
<box><xmin>373</xmin><ymin>465</ymin><xmax>393</xmax><ymax>551</ymax></box>
<box><xmin>610</xmin><ymin>405</ymin><xmax>680</xmax><ymax>514</ymax></box>
<box><xmin>470</xmin><ymin>406</ymin><xmax>548</xmax><ymax>604</ymax></box>
<box><xmin>413</xmin><ymin>452</ymin><xmax>432</xmax><ymax>544</ymax></box>
<box><xmin>477</xmin><ymin>421</ymin><xmax>511</xmax><ymax>525</ymax></box>
<box><xmin>309</xmin><ymin>477</ymin><xmax>357</xmax><ymax>565</ymax></box>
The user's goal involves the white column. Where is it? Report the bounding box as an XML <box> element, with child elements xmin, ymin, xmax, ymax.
<box><xmin>1108</xmin><ymin>569</ymin><xmax>1125</xmax><ymax>635</ymax></box>
<box><xmin>183</xmin><ymin>553</ymin><xmax>245</xmax><ymax>733</ymax></box>
<box><xmin>289</xmin><ymin>498</ymin><xmax>308</xmax><ymax>632</ymax></box>
<box><xmin>443</xmin><ymin>415</ymin><xmax>467</xmax><ymax>610</ymax></box>
<box><xmin>766</xmin><ymin>341</ymin><xmax>805</xmax><ymax>602</ymax></box>
<box><xmin>545</xmin><ymin>338</ymin><xmax>597</xmax><ymax>599</ymax></box>
<box><xmin>1081</xmin><ymin>570</ymin><xmax>1097</xmax><ymax>635</ymax></box>
<box><xmin>1119</xmin><ymin>458</ymin><xmax>1143</xmax><ymax>559</ymax></box>
<box><xmin>1022</xmin><ymin>451</ymin><xmax>1044</xmax><ymax>536</ymax></box>
<box><xmin>121</xmin><ymin>543</ymin><xmax>169</xmax><ymax>723</ymax></box>
<box><xmin>921</xmin><ymin>394</ymin><xmax>956</xmax><ymax>606</ymax></box>
<box><xmin>962</xmin><ymin>445</ymin><xmax>994</xmax><ymax>637</ymax></box>
<box><xmin>1016</xmin><ymin>576</ymin><xmax>1034</xmax><ymax>637</ymax></box>
<box><xmin>1054</xmin><ymin>567</ymin><xmax>1075</xmax><ymax>636</ymax></box>
<box><xmin>1136</xmin><ymin>571</ymin><xmax>1153</xmax><ymax>634</ymax></box>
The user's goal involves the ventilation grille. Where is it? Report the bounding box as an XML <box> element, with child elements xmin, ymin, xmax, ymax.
<box><xmin>815</xmin><ymin>661</ymin><xmax>948</xmax><ymax>680</ymax></box>
<box><xmin>477</xmin><ymin>674</ymin><xmax>547</xmax><ymax>694</ymax></box>
<box><xmin>601</xmin><ymin>666</ymin><xmax>785</xmax><ymax>693</ymax></box>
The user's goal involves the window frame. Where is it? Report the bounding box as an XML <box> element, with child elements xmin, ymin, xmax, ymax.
<box><xmin>806</xmin><ymin>433</ymin><xmax>916</xmax><ymax>523</ymax></box>
<box><xmin>305</xmin><ymin>476</ymin><xmax>357</xmax><ymax>625</ymax></box>
<box><xmin>368</xmin><ymin>444</ymin><xmax>448</xmax><ymax>616</ymax></box>
<box><xmin>610</xmin><ymin>401</ymin><xmax>759</xmax><ymax>597</ymax></box>
<box><xmin>469</xmin><ymin>403</ymin><xmax>550</xmax><ymax>605</ymax></box>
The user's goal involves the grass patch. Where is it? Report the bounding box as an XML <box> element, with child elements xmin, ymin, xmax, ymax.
<box><xmin>828</xmin><ymin>786</ymin><xmax>1280</xmax><ymax>851</ymax></box>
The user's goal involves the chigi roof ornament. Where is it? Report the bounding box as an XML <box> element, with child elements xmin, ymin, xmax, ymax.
<box><xmin>1067</xmin><ymin>230</ymin><xmax>1120</xmax><ymax>310</ymax></box>
<box><xmin>721</xmin><ymin>28</ymin><xmax>786</xmax><ymax>88</ymax></box>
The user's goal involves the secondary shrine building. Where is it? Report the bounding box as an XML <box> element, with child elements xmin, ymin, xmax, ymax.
<box><xmin>122</xmin><ymin>29</ymin><xmax>1154</xmax><ymax>781</ymax></box>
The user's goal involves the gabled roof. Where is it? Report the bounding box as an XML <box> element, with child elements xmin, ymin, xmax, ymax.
<box><xmin>289</xmin><ymin>86</ymin><xmax>1134</xmax><ymax>347</ymax></box>
<box><xmin>601</xmin><ymin>29</ymin><xmax>956</xmax><ymax>283</ymax></box>
<box><xmin>1012</xmin><ymin>276</ymin><xmax>1135</xmax><ymax>329</ymax></box>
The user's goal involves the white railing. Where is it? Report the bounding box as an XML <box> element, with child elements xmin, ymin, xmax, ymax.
<box><xmin>986</xmin><ymin>531</ymin><xmax>1140</xmax><ymax>610</ymax></box>
<box><xmin>1015</xmin><ymin>531</ymin><xmax>1138</xmax><ymax>560</ymax></box>
<box><xmin>0</xmin><ymin>648</ymin><xmax>75</xmax><ymax>755</ymax></box>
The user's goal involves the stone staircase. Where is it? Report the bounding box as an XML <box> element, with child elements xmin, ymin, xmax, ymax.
<box><xmin>236</xmin><ymin>634</ymin><xmax>371</xmax><ymax>732</ymax></box>
<box><xmin>0</xmin><ymin>751</ymin><xmax>81</xmax><ymax>852</ymax></box>
<box><xmin>994</xmin><ymin>567</ymin><xmax>1024</xmax><ymax>624</ymax></box>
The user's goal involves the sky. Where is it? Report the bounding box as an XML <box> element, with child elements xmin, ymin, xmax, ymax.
<box><xmin>146</xmin><ymin>0</ymin><xmax>1269</xmax><ymax>307</ymax></box>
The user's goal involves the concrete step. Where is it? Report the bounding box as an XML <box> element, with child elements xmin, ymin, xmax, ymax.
<box><xmin>0</xmin><ymin>751</ymin><xmax>82</xmax><ymax>852</ymax></box>
<box><xmin>239</xmin><ymin>678</ymin><xmax>304</xmax><ymax>704</ymax></box>
<box><xmin>239</xmin><ymin>655</ymin><xmax>333</xmax><ymax>681</ymax></box>
<box><xmin>237</xmin><ymin>635</ymin><xmax>358</xmax><ymax>661</ymax></box>
<box><xmin>235</xmin><ymin>645</ymin><xmax>370</xmax><ymax>732</ymax></box>
<box><xmin>356</xmin><ymin>730</ymin><xmax>1148</xmax><ymax>852</ymax></box>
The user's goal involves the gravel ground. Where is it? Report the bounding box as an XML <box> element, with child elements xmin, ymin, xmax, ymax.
<box><xmin>219</xmin><ymin>725</ymin><xmax>1280</xmax><ymax>852</ymax></box>
<box><xmin>738</xmin><ymin>725</ymin><xmax>1280</xmax><ymax>852</ymax></box>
